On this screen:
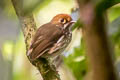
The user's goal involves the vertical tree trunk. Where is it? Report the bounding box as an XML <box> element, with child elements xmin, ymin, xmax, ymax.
<box><xmin>77</xmin><ymin>0</ymin><xmax>118</xmax><ymax>80</ymax></box>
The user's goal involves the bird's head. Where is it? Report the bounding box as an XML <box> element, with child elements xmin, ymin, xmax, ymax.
<box><xmin>51</xmin><ymin>14</ymin><xmax>75</xmax><ymax>29</ymax></box>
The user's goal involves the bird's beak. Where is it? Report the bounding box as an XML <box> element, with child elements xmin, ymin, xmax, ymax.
<box><xmin>64</xmin><ymin>21</ymin><xmax>76</xmax><ymax>29</ymax></box>
<box><xmin>70</xmin><ymin>21</ymin><xmax>76</xmax><ymax>24</ymax></box>
<box><xmin>69</xmin><ymin>21</ymin><xmax>76</xmax><ymax>27</ymax></box>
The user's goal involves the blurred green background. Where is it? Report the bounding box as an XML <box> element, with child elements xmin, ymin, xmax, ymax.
<box><xmin>0</xmin><ymin>0</ymin><xmax>120</xmax><ymax>80</ymax></box>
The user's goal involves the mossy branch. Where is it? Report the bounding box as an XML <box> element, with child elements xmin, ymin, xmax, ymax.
<box><xmin>11</xmin><ymin>0</ymin><xmax>60</xmax><ymax>80</ymax></box>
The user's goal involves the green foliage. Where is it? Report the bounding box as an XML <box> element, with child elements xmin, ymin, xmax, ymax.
<box><xmin>72</xmin><ymin>19</ymin><xmax>83</xmax><ymax>31</ymax></box>
<box><xmin>105</xmin><ymin>3</ymin><xmax>120</xmax><ymax>58</ymax></box>
<box><xmin>2</xmin><ymin>41</ymin><xmax>14</xmax><ymax>60</ymax></box>
<box><xmin>96</xmin><ymin>0</ymin><xmax>120</xmax><ymax>13</ymax></box>
<box><xmin>2</xmin><ymin>0</ymin><xmax>17</xmax><ymax>18</ymax></box>
<box><xmin>108</xmin><ymin>6</ymin><xmax>120</xmax><ymax>22</ymax></box>
<box><xmin>64</xmin><ymin>40</ymin><xmax>87</xmax><ymax>80</ymax></box>
<box><xmin>110</xmin><ymin>17</ymin><xmax>120</xmax><ymax>57</ymax></box>
<box><xmin>24</xmin><ymin>0</ymin><xmax>52</xmax><ymax>15</ymax></box>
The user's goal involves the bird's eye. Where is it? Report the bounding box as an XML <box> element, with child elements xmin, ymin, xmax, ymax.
<box><xmin>60</xmin><ymin>18</ymin><xmax>67</xmax><ymax>24</ymax></box>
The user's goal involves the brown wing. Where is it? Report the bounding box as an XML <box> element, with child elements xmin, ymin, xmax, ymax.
<box><xmin>27</xmin><ymin>23</ymin><xmax>63</xmax><ymax>61</ymax></box>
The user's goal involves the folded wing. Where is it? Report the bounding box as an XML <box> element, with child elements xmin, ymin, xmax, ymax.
<box><xmin>27</xmin><ymin>23</ymin><xmax>63</xmax><ymax>61</ymax></box>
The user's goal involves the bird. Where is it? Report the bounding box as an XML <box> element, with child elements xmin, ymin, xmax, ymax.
<box><xmin>27</xmin><ymin>14</ymin><xmax>75</xmax><ymax>62</ymax></box>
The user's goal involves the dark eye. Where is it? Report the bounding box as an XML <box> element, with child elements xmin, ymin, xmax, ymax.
<box><xmin>60</xmin><ymin>18</ymin><xmax>67</xmax><ymax>24</ymax></box>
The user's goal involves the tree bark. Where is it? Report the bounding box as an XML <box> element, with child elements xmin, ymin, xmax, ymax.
<box><xmin>11</xmin><ymin>0</ymin><xmax>60</xmax><ymax>80</ymax></box>
<box><xmin>77</xmin><ymin>0</ymin><xmax>118</xmax><ymax>80</ymax></box>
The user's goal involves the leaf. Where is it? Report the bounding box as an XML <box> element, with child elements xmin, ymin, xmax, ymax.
<box><xmin>64</xmin><ymin>40</ymin><xmax>87</xmax><ymax>80</ymax></box>
<box><xmin>108</xmin><ymin>16</ymin><xmax>120</xmax><ymax>36</ymax></box>
<box><xmin>23</xmin><ymin>0</ymin><xmax>52</xmax><ymax>15</ymax></box>
<box><xmin>72</xmin><ymin>19</ymin><xmax>83</xmax><ymax>31</ymax></box>
<box><xmin>109</xmin><ymin>17</ymin><xmax>120</xmax><ymax>57</ymax></box>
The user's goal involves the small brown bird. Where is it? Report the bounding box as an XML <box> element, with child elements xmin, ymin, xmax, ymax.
<box><xmin>27</xmin><ymin>14</ymin><xmax>75</xmax><ymax>61</ymax></box>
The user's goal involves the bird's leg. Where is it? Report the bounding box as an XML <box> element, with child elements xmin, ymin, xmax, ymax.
<box><xmin>47</xmin><ymin>58</ymin><xmax>57</xmax><ymax>71</ymax></box>
<box><xmin>41</xmin><ymin>57</ymin><xmax>57</xmax><ymax>74</ymax></box>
